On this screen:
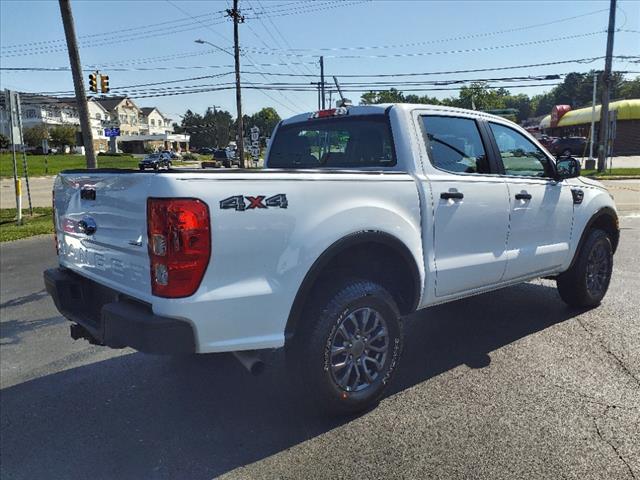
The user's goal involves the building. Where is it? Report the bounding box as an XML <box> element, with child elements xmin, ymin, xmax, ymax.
<box><xmin>539</xmin><ymin>99</ymin><xmax>640</xmax><ymax>155</ymax></box>
<box><xmin>1</xmin><ymin>93</ymin><xmax>187</xmax><ymax>154</ymax></box>
<box><xmin>139</xmin><ymin>107</ymin><xmax>172</xmax><ymax>135</ymax></box>
<box><xmin>0</xmin><ymin>94</ymin><xmax>110</xmax><ymax>152</ymax></box>
<box><xmin>94</xmin><ymin>96</ymin><xmax>142</xmax><ymax>137</ymax></box>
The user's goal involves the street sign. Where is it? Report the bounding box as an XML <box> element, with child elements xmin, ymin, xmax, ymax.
<box><xmin>250</xmin><ymin>126</ymin><xmax>259</xmax><ymax>142</ymax></box>
<box><xmin>104</xmin><ymin>127</ymin><xmax>120</xmax><ymax>137</ymax></box>
<box><xmin>250</xmin><ymin>126</ymin><xmax>260</xmax><ymax>165</ymax></box>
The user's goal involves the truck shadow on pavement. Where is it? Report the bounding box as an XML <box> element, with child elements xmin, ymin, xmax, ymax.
<box><xmin>0</xmin><ymin>281</ymin><xmax>581</xmax><ymax>480</ymax></box>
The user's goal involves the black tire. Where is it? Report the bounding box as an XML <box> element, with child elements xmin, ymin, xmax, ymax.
<box><xmin>287</xmin><ymin>279</ymin><xmax>403</xmax><ymax>415</ymax></box>
<box><xmin>153</xmin><ymin>163</ymin><xmax>159</xmax><ymax>170</ymax></box>
<box><xmin>557</xmin><ymin>228</ymin><xmax>613</xmax><ymax>308</ymax></box>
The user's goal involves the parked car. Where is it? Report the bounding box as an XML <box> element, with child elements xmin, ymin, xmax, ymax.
<box><xmin>138</xmin><ymin>152</ymin><xmax>171</xmax><ymax>170</ymax></box>
<box><xmin>46</xmin><ymin>104</ymin><xmax>618</xmax><ymax>415</ymax></box>
<box><xmin>537</xmin><ymin>134</ymin><xmax>557</xmax><ymax>149</ymax></box>
<box><xmin>213</xmin><ymin>148</ymin><xmax>240</xmax><ymax>168</ymax></box>
<box><xmin>162</xmin><ymin>150</ymin><xmax>181</xmax><ymax>160</ymax></box>
<box><xmin>549</xmin><ymin>137</ymin><xmax>587</xmax><ymax>157</ymax></box>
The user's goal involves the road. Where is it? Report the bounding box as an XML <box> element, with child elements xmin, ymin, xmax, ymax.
<box><xmin>1</xmin><ymin>223</ymin><xmax>639</xmax><ymax>479</ymax></box>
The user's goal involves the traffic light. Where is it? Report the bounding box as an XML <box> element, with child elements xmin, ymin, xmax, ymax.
<box><xmin>100</xmin><ymin>74</ymin><xmax>110</xmax><ymax>94</ymax></box>
<box><xmin>88</xmin><ymin>72</ymin><xmax>97</xmax><ymax>93</ymax></box>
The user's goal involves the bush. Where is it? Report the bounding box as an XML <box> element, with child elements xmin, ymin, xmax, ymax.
<box><xmin>144</xmin><ymin>146</ymin><xmax>156</xmax><ymax>154</ymax></box>
<box><xmin>97</xmin><ymin>152</ymin><xmax>125</xmax><ymax>157</ymax></box>
<box><xmin>181</xmin><ymin>152</ymin><xmax>197</xmax><ymax>160</ymax></box>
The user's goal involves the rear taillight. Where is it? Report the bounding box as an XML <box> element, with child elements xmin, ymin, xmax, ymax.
<box><xmin>147</xmin><ymin>198</ymin><xmax>211</xmax><ymax>298</ymax></box>
<box><xmin>52</xmin><ymin>189</ymin><xmax>58</xmax><ymax>255</ymax></box>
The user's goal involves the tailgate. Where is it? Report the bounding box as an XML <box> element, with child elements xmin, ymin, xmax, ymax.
<box><xmin>54</xmin><ymin>172</ymin><xmax>154</xmax><ymax>301</ymax></box>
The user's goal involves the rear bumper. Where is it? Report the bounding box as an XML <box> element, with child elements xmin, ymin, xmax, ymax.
<box><xmin>44</xmin><ymin>267</ymin><xmax>195</xmax><ymax>354</ymax></box>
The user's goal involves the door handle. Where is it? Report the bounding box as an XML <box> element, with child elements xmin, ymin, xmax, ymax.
<box><xmin>440</xmin><ymin>192</ymin><xmax>464</xmax><ymax>200</ymax></box>
<box><xmin>515</xmin><ymin>193</ymin><xmax>532</xmax><ymax>200</ymax></box>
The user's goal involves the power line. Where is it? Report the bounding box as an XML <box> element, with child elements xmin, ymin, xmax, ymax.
<box><xmin>164</xmin><ymin>0</ymin><xmax>301</xmax><ymax>115</ymax></box>
<box><xmin>249</xmin><ymin>7</ymin><xmax>612</xmax><ymax>53</ymax></box>
<box><xmin>243</xmin><ymin>30</ymin><xmax>609</xmax><ymax>58</ymax></box>
<box><xmin>1</xmin><ymin>21</ymin><xmax>228</xmax><ymax>58</ymax></box>
<box><xmin>4</xmin><ymin>56</ymin><xmax>638</xmax><ymax>75</ymax></box>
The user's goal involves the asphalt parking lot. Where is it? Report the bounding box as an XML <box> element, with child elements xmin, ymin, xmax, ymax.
<box><xmin>1</xmin><ymin>218</ymin><xmax>639</xmax><ymax>479</ymax></box>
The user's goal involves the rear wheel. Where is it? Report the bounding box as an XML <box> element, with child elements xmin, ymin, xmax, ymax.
<box><xmin>557</xmin><ymin>229</ymin><xmax>613</xmax><ymax>307</ymax></box>
<box><xmin>287</xmin><ymin>279</ymin><xmax>403</xmax><ymax>415</ymax></box>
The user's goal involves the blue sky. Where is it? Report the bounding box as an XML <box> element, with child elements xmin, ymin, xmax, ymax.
<box><xmin>1</xmin><ymin>0</ymin><xmax>638</xmax><ymax>123</ymax></box>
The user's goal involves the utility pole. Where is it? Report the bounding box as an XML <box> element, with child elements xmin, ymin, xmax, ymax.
<box><xmin>227</xmin><ymin>0</ymin><xmax>245</xmax><ymax>168</ymax></box>
<box><xmin>320</xmin><ymin>56</ymin><xmax>326</xmax><ymax>109</ymax></box>
<box><xmin>597</xmin><ymin>0</ymin><xmax>616</xmax><ymax>172</ymax></box>
<box><xmin>588</xmin><ymin>72</ymin><xmax>597</xmax><ymax>162</ymax></box>
<box><xmin>58</xmin><ymin>0</ymin><xmax>96</xmax><ymax>169</ymax></box>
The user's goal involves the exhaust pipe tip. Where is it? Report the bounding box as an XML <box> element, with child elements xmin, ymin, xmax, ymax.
<box><xmin>232</xmin><ymin>350</ymin><xmax>265</xmax><ymax>376</ymax></box>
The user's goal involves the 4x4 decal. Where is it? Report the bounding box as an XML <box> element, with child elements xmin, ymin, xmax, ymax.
<box><xmin>220</xmin><ymin>194</ymin><xmax>288</xmax><ymax>211</ymax></box>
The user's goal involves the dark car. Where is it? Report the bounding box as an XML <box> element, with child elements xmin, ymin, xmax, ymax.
<box><xmin>198</xmin><ymin>147</ymin><xmax>214</xmax><ymax>155</ymax></box>
<box><xmin>213</xmin><ymin>148</ymin><xmax>240</xmax><ymax>168</ymax></box>
<box><xmin>538</xmin><ymin>135</ymin><xmax>557</xmax><ymax>149</ymax></box>
<box><xmin>139</xmin><ymin>153</ymin><xmax>171</xmax><ymax>171</ymax></box>
<box><xmin>162</xmin><ymin>150</ymin><xmax>181</xmax><ymax>160</ymax></box>
<box><xmin>550</xmin><ymin>137</ymin><xmax>587</xmax><ymax>157</ymax></box>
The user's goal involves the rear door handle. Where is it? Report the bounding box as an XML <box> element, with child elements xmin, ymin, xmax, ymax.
<box><xmin>440</xmin><ymin>192</ymin><xmax>464</xmax><ymax>200</ymax></box>
<box><xmin>515</xmin><ymin>193</ymin><xmax>532</xmax><ymax>200</ymax></box>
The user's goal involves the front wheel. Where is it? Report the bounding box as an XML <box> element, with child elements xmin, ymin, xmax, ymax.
<box><xmin>287</xmin><ymin>279</ymin><xmax>403</xmax><ymax>415</ymax></box>
<box><xmin>557</xmin><ymin>228</ymin><xmax>613</xmax><ymax>307</ymax></box>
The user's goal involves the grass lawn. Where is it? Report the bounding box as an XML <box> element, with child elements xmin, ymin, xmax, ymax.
<box><xmin>582</xmin><ymin>167</ymin><xmax>640</xmax><ymax>178</ymax></box>
<box><xmin>0</xmin><ymin>154</ymin><xmax>138</xmax><ymax>178</ymax></box>
<box><xmin>0</xmin><ymin>207</ymin><xmax>53</xmax><ymax>242</ymax></box>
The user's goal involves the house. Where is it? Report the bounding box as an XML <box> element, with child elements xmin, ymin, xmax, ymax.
<box><xmin>139</xmin><ymin>107</ymin><xmax>172</xmax><ymax>135</ymax></box>
<box><xmin>0</xmin><ymin>94</ymin><xmax>109</xmax><ymax>152</ymax></box>
<box><xmin>94</xmin><ymin>96</ymin><xmax>142</xmax><ymax>136</ymax></box>
<box><xmin>1</xmin><ymin>93</ymin><xmax>188</xmax><ymax>154</ymax></box>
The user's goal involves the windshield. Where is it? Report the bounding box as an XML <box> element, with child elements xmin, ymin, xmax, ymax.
<box><xmin>268</xmin><ymin>115</ymin><xmax>396</xmax><ymax>169</ymax></box>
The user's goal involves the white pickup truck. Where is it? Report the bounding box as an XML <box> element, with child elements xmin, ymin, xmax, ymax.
<box><xmin>45</xmin><ymin>104</ymin><xmax>619</xmax><ymax>414</ymax></box>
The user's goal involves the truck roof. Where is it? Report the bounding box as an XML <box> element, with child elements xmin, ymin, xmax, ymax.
<box><xmin>282</xmin><ymin>103</ymin><xmax>516</xmax><ymax>126</ymax></box>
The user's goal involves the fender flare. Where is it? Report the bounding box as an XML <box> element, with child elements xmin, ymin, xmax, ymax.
<box><xmin>284</xmin><ymin>230</ymin><xmax>421</xmax><ymax>341</ymax></box>
<box><xmin>569</xmin><ymin>206</ymin><xmax>619</xmax><ymax>269</ymax></box>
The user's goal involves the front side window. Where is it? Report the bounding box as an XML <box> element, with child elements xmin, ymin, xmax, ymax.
<box><xmin>268</xmin><ymin>116</ymin><xmax>395</xmax><ymax>169</ymax></box>
<box><xmin>421</xmin><ymin>116</ymin><xmax>489</xmax><ymax>174</ymax></box>
<box><xmin>489</xmin><ymin>123</ymin><xmax>550</xmax><ymax>177</ymax></box>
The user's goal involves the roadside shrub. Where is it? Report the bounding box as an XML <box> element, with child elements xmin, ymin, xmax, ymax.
<box><xmin>181</xmin><ymin>152</ymin><xmax>197</xmax><ymax>160</ymax></box>
<box><xmin>97</xmin><ymin>152</ymin><xmax>125</xmax><ymax>157</ymax></box>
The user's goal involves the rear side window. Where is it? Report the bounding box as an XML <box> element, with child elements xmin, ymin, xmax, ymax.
<box><xmin>421</xmin><ymin>116</ymin><xmax>490</xmax><ymax>174</ymax></box>
<box><xmin>268</xmin><ymin>116</ymin><xmax>395</xmax><ymax>169</ymax></box>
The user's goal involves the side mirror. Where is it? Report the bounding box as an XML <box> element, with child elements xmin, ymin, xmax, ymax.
<box><xmin>555</xmin><ymin>157</ymin><xmax>581</xmax><ymax>180</ymax></box>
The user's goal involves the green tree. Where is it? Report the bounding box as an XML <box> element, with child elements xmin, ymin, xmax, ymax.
<box><xmin>619</xmin><ymin>76</ymin><xmax>640</xmax><ymax>99</ymax></box>
<box><xmin>248</xmin><ymin>107</ymin><xmax>281</xmax><ymax>137</ymax></box>
<box><xmin>360</xmin><ymin>88</ymin><xmax>406</xmax><ymax>104</ymax></box>
<box><xmin>0</xmin><ymin>133</ymin><xmax>10</xmax><ymax>149</ymax></box>
<box><xmin>48</xmin><ymin>125</ymin><xmax>77</xmax><ymax>147</ymax></box>
<box><xmin>23</xmin><ymin>124</ymin><xmax>49</xmax><ymax>147</ymax></box>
